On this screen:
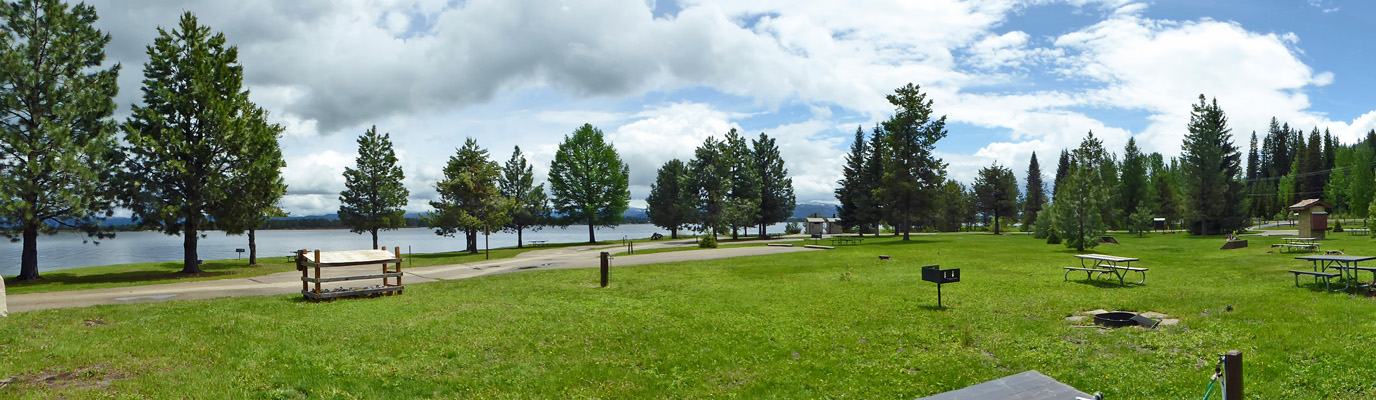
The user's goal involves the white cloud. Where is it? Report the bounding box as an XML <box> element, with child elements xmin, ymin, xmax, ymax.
<box><xmin>78</xmin><ymin>0</ymin><xmax>1373</xmax><ymax>216</ymax></box>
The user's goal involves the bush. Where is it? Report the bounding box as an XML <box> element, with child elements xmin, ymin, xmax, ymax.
<box><xmin>699</xmin><ymin>234</ymin><xmax>718</xmax><ymax>248</ymax></box>
<box><xmin>1333</xmin><ymin>220</ymin><xmax>1344</xmax><ymax>233</ymax></box>
<box><xmin>784</xmin><ymin>222</ymin><xmax>802</xmax><ymax>235</ymax></box>
<box><xmin>1046</xmin><ymin>232</ymin><xmax>1062</xmax><ymax>245</ymax></box>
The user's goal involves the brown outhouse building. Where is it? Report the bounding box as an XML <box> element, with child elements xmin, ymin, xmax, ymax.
<box><xmin>1288</xmin><ymin>199</ymin><xmax>1332</xmax><ymax>239</ymax></box>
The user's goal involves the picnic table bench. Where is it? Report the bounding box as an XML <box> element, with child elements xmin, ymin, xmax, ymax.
<box><xmin>1348</xmin><ymin>227</ymin><xmax>1369</xmax><ymax>236</ymax></box>
<box><xmin>1293</xmin><ymin>254</ymin><xmax>1376</xmax><ymax>292</ymax></box>
<box><xmin>1273</xmin><ymin>237</ymin><xmax>1321</xmax><ymax>253</ymax></box>
<box><xmin>1066</xmin><ymin>254</ymin><xmax>1146</xmax><ymax>285</ymax></box>
<box><xmin>528</xmin><ymin>240</ymin><xmax>546</xmax><ymax>247</ymax></box>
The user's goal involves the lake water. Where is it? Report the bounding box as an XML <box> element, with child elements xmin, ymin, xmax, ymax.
<box><xmin>0</xmin><ymin>223</ymin><xmax>789</xmax><ymax>276</ymax></box>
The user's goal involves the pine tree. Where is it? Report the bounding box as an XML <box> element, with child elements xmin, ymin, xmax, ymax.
<box><xmin>216</xmin><ymin>107</ymin><xmax>286</xmax><ymax>265</ymax></box>
<box><xmin>1052</xmin><ymin>135</ymin><xmax>1107</xmax><ymax>251</ymax></box>
<box><xmin>339</xmin><ymin>126</ymin><xmax>409</xmax><ymax>250</ymax></box>
<box><xmin>1120</xmin><ymin>138</ymin><xmax>1148</xmax><ymax>224</ymax></box>
<box><xmin>1053</xmin><ymin>149</ymin><xmax>1072</xmax><ymax>195</ymax></box>
<box><xmin>1300</xmin><ymin>128</ymin><xmax>1324</xmax><ymax>200</ymax></box>
<box><xmin>689</xmin><ymin>136</ymin><xmax>730</xmax><ymax>235</ymax></box>
<box><xmin>722</xmin><ymin>129</ymin><xmax>759</xmax><ymax>239</ymax></box>
<box><xmin>424</xmin><ymin>138</ymin><xmax>511</xmax><ymax>254</ymax></box>
<box><xmin>646</xmin><ymin>159</ymin><xmax>694</xmax><ymax>238</ymax></box>
<box><xmin>973</xmin><ymin>163</ymin><xmax>1019</xmax><ymax>234</ymax></box>
<box><xmin>1348</xmin><ymin>145</ymin><xmax>1376</xmax><ymax>218</ymax></box>
<box><xmin>1245</xmin><ymin>132</ymin><xmax>1261</xmax><ymax>219</ymax></box>
<box><xmin>752</xmin><ymin>132</ymin><xmax>795</xmax><ymax>238</ymax></box>
<box><xmin>860</xmin><ymin>125</ymin><xmax>888</xmax><ymax>234</ymax></box>
<box><xmin>0</xmin><ymin>0</ymin><xmax>122</xmax><ymax>280</ymax></box>
<box><xmin>835</xmin><ymin>126</ymin><xmax>868</xmax><ymax>233</ymax></box>
<box><xmin>1180</xmin><ymin>95</ymin><xmax>1245</xmax><ymax>235</ymax></box>
<box><xmin>499</xmin><ymin>146</ymin><xmax>549</xmax><ymax>248</ymax></box>
<box><xmin>547</xmin><ymin>123</ymin><xmax>630</xmax><ymax>243</ymax></box>
<box><xmin>1022</xmin><ymin>153</ymin><xmax>1045</xmax><ymax>228</ymax></box>
<box><xmin>123</xmin><ymin>12</ymin><xmax>281</xmax><ymax>274</ymax></box>
<box><xmin>875</xmin><ymin>83</ymin><xmax>948</xmax><ymax>240</ymax></box>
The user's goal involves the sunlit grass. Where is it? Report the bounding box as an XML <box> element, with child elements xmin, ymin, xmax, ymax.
<box><xmin>3</xmin><ymin>233</ymin><xmax>1375</xmax><ymax>398</ymax></box>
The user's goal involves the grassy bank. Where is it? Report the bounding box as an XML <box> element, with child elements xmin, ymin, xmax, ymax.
<box><xmin>3</xmin><ymin>241</ymin><xmax>606</xmax><ymax>295</ymax></box>
<box><xmin>3</xmin><ymin>233</ymin><xmax>1376</xmax><ymax>398</ymax></box>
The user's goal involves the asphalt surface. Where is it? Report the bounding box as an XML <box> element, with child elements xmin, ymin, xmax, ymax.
<box><xmin>7</xmin><ymin>239</ymin><xmax>817</xmax><ymax>313</ymax></box>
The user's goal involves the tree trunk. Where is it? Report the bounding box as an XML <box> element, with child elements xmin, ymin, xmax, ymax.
<box><xmin>371</xmin><ymin>228</ymin><xmax>379</xmax><ymax>249</ymax></box>
<box><xmin>183</xmin><ymin>218</ymin><xmax>202</xmax><ymax>274</ymax></box>
<box><xmin>731</xmin><ymin>226</ymin><xmax>738</xmax><ymax>240</ymax></box>
<box><xmin>993</xmin><ymin>214</ymin><xmax>1001</xmax><ymax>235</ymax></box>
<box><xmin>465</xmin><ymin>229</ymin><xmax>478</xmax><ymax>254</ymax></box>
<box><xmin>17</xmin><ymin>224</ymin><xmax>40</xmax><ymax>281</ymax></box>
<box><xmin>587</xmin><ymin>222</ymin><xmax>596</xmax><ymax>243</ymax></box>
<box><xmin>759</xmin><ymin>223</ymin><xmax>767</xmax><ymax>239</ymax></box>
<box><xmin>517</xmin><ymin>228</ymin><xmax>524</xmax><ymax>248</ymax></box>
<box><xmin>902</xmin><ymin>211</ymin><xmax>911</xmax><ymax>241</ymax></box>
<box><xmin>248</xmin><ymin>228</ymin><xmax>258</xmax><ymax>265</ymax></box>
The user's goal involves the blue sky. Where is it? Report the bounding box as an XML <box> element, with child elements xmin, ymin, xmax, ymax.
<box><xmin>83</xmin><ymin>0</ymin><xmax>1376</xmax><ymax>216</ymax></box>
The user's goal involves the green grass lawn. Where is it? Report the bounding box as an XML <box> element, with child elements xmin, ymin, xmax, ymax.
<box><xmin>4</xmin><ymin>233</ymin><xmax>1376</xmax><ymax>398</ymax></box>
<box><xmin>2</xmin><ymin>241</ymin><xmax>610</xmax><ymax>295</ymax></box>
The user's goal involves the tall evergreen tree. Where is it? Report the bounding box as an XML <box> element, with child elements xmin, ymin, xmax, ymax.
<box><xmin>689</xmin><ymin>136</ymin><xmax>731</xmax><ymax>235</ymax></box>
<box><xmin>861</xmin><ymin>125</ymin><xmax>888</xmax><ymax>234</ymax></box>
<box><xmin>875</xmin><ymin>83</ymin><xmax>948</xmax><ymax>240</ymax></box>
<box><xmin>217</xmin><ymin>107</ymin><xmax>286</xmax><ymax>266</ymax></box>
<box><xmin>1052</xmin><ymin>133</ymin><xmax>1107</xmax><ymax>251</ymax></box>
<box><xmin>1245</xmin><ymin>131</ymin><xmax>1261</xmax><ymax>218</ymax></box>
<box><xmin>722</xmin><ymin>129</ymin><xmax>759</xmax><ymax>239</ymax></box>
<box><xmin>338</xmin><ymin>126</ymin><xmax>409</xmax><ymax>250</ymax></box>
<box><xmin>752</xmin><ymin>132</ymin><xmax>795</xmax><ymax>238</ymax></box>
<box><xmin>0</xmin><ymin>0</ymin><xmax>122</xmax><ymax>280</ymax></box>
<box><xmin>547</xmin><ymin>123</ymin><xmax>630</xmax><ymax>243</ymax></box>
<box><xmin>1053</xmin><ymin>149</ymin><xmax>1072</xmax><ymax>195</ymax></box>
<box><xmin>646</xmin><ymin>159</ymin><xmax>694</xmax><ymax>239</ymax></box>
<box><xmin>499</xmin><ymin>146</ymin><xmax>549</xmax><ymax>248</ymax></box>
<box><xmin>1179</xmin><ymin>95</ymin><xmax>1245</xmax><ymax>235</ymax></box>
<box><xmin>973</xmin><ymin>163</ymin><xmax>1019</xmax><ymax>234</ymax></box>
<box><xmin>1022</xmin><ymin>153</ymin><xmax>1045</xmax><ymax>228</ymax></box>
<box><xmin>1299</xmin><ymin>128</ymin><xmax>1324</xmax><ymax>200</ymax></box>
<box><xmin>935</xmin><ymin>180</ymin><xmax>972</xmax><ymax>232</ymax></box>
<box><xmin>123</xmin><ymin>12</ymin><xmax>279</xmax><ymax>274</ymax></box>
<box><xmin>424</xmin><ymin>138</ymin><xmax>510</xmax><ymax>253</ymax></box>
<box><xmin>835</xmin><ymin>126</ymin><xmax>869</xmax><ymax>233</ymax></box>
<box><xmin>1120</xmin><ymin>138</ymin><xmax>1149</xmax><ymax>222</ymax></box>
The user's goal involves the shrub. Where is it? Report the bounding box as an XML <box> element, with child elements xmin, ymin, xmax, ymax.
<box><xmin>1046</xmin><ymin>232</ymin><xmax>1062</xmax><ymax>245</ymax></box>
<box><xmin>699</xmin><ymin>234</ymin><xmax>718</xmax><ymax>248</ymax></box>
<box><xmin>1333</xmin><ymin>220</ymin><xmax>1344</xmax><ymax>233</ymax></box>
<box><xmin>784</xmin><ymin>222</ymin><xmax>802</xmax><ymax>235</ymax></box>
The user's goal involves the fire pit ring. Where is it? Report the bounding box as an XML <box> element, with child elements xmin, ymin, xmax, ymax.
<box><xmin>1093</xmin><ymin>311</ymin><xmax>1139</xmax><ymax>328</ymax></box>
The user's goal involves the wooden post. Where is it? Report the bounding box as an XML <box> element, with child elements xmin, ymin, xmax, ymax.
<box><xmin>394</xmin><ymin>246</ymin><xmax>402</xmax><ymax>289</ymax></box>
<box><xmin>1224</xmin><ymin>350</ymin><xmax>1242</xmax><ymax>400</ymax></box>
<box><xmin>299</xmin><ymin>250</ymin><xmax>307</xmax><ymax>293</ymax></box>
<box><xmin>600</xmin><ymin>251</ymin><xmax>610</xmax><ymax>287</ymax></box>
<box><xmin>313</xmin><ymin>249</ymin><xmax>321</xmax><ymax>295</ymax></box>
<box><xmin>381</xmin><ymin>246</ymin><xmax>390</xmax><ymax>286</ymax></box>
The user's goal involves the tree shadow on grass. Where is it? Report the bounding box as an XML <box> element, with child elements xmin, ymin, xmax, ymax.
<box><xmin>1065</xmin><ymin>278</ymin><xmax>1145</xmax><ymax>289</ymax></box>
<box><xmin>7</xmin><ymin>266</ymin><xmax>238</xmax><ymax>290</ymax></box>
<box><xmin>917</xmin><ymin>304</ymin><xmax>950</xmax><ymax>311</ymax></box>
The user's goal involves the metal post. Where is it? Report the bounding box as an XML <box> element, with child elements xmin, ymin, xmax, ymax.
<box><xmin>600</xmin><ymin>251</ymin><xmax>610</xmax><ymax>287</ymax></box>
<box><xmin>936</xmin><ymin>283</ymin><xmax>943</xmax><ymax>308</ymax></box>
<box><xmin>1223</xmin><ymin>350</ymin><xmax>1242</xmax><ymax>400</ymax></box>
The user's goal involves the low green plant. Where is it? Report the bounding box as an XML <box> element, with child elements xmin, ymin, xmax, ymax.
<box><xmin>784</xmin><ymin>222</ymin><xmax>802</xmax><ymax>235</ymax></box>
<box><xmin>698</xmin><ymin>234</ymin><xmax>718</xmax><ymax>248</ymax></box>
<box><xmin>1333</xmin><ymin>220</ymin><xmax>1344</xmax><ymax>233</ymax></box>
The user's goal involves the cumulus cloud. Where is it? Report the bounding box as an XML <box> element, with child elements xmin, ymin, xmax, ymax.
<box><xmin>81</xmin><ymin>0</ymin><xmax>1373</xmax><ymax>216</ymax></box>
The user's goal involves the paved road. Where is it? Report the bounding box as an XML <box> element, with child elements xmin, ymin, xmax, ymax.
<box><xmin>8</xmin><ymin>239</ymin><xmax>817</xmax><ymax>313</ymax></box>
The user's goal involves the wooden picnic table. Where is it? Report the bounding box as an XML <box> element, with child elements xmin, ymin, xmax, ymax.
<box><xmin>1348</xmin><ymin>227</ymin><xmax>1369</xmax><ymax>236</ymax></box>
<box><xmin>1294</xmin><ymin>255</ymin><xmax>1376</xmax><ymax>291</ymax></box>
<box><xmin>1066</xmin><ymin>254</ymin><xmax>1146</xmax><ymax>285</ymax></box>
